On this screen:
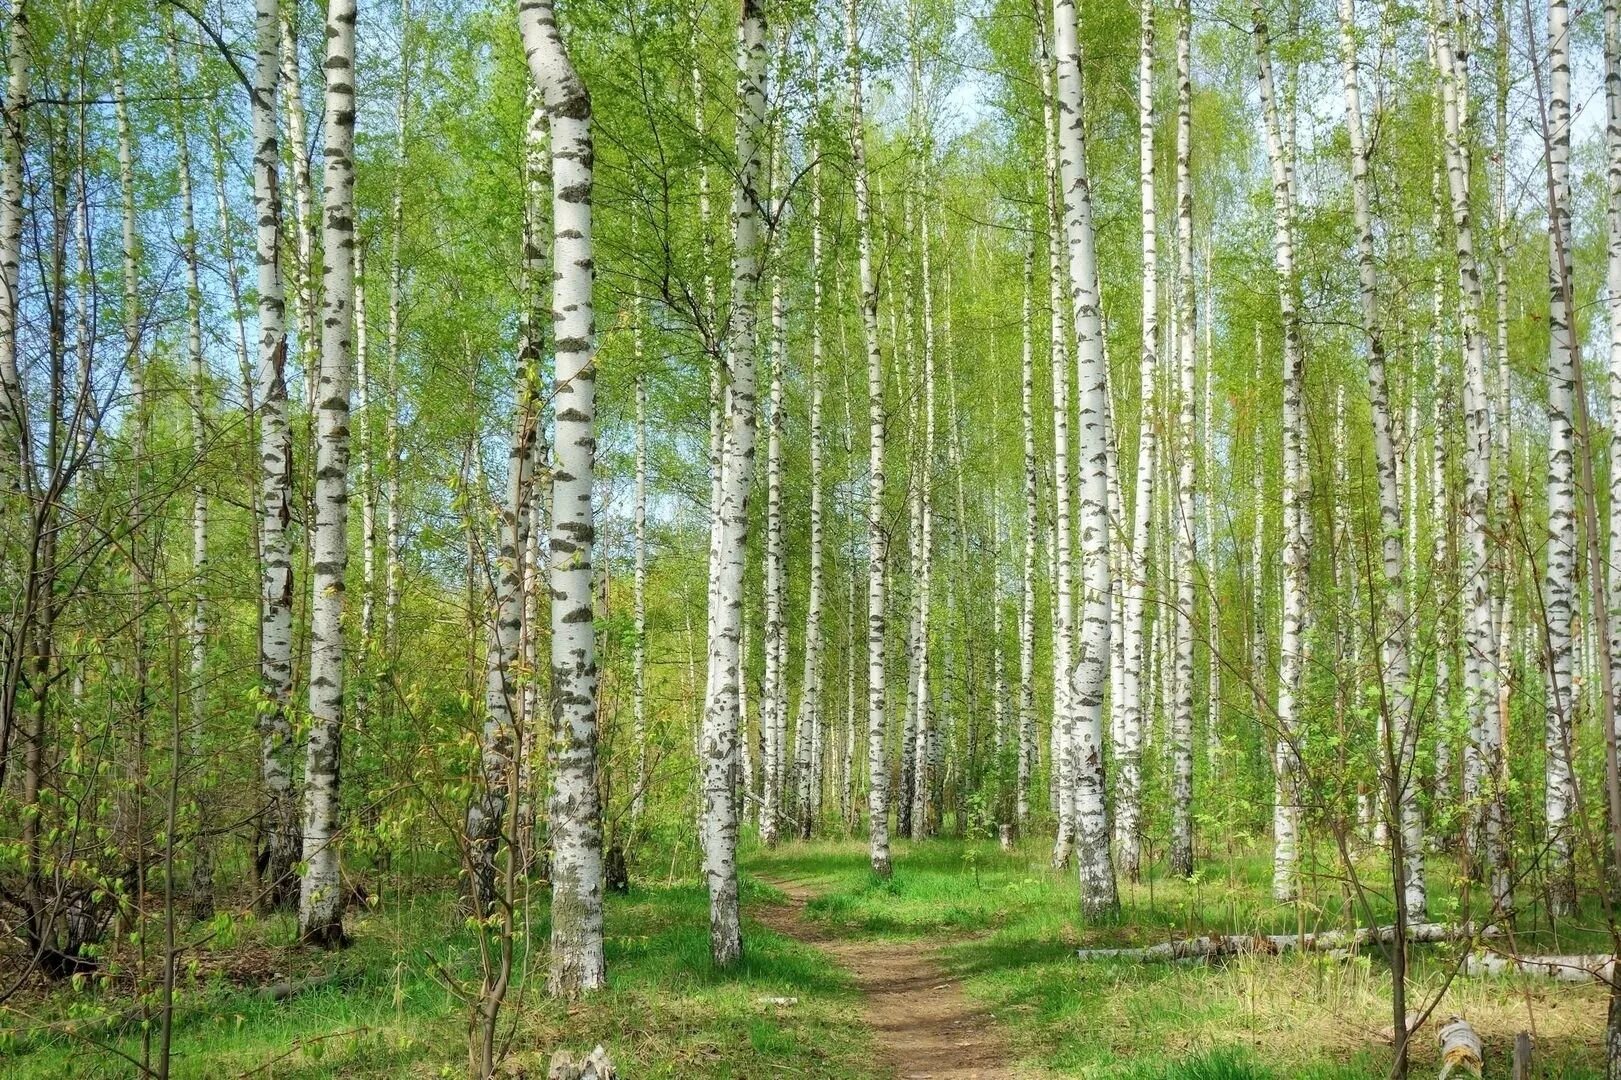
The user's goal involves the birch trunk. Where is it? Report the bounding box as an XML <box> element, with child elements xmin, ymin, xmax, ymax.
<box><xmin>1435</xmin><ymin>0</ymin><xmax>1509</xmax><ymax>912</ymax></box>
<box><xmin>795</xmin><ymin>99</ymin><xmax>827</xmax><ymax>839</ymax></box>
<box><xmin>1252</xmin><ymin>1</ymin><xmax>1308</xmax><ymax>903</ymax></box>
<box><xmin>1338</xmin><ymin>0</ymin><xmax>1423</xmax><ymax>920</ymax></box>
<box><xmin>385</xmin><ymin>0</ymin><xmax>410</xmax><ymax>662</ymax></box>
<box><xmin>1606</xmin><ymin>1</ymin><xmax>1621</xmax><ymax>1060</ymax></box>
<box><xmin>252</xmin><ymin>0</ymin><xmax>297</xmax><ymax>914</ymax></box>
<box><xmin>167</xmin><ymin>19</ymin><xmax>214</xmax><ymax>921</ymax></box>
<box><xmin>847</xmin><ymin>0</ymin><xmax>891</xmax><ymax>879</ymax></box>
<box><xmin>762</xmin><ymin>85</ymin><xmax>787</xmax><ymax>846</ymax></box>
<box><xmin>699</xmin><ymin>0</ymin><xmax>766</xmax><ymax>963</ymax></box>
<box><xmin>909</xmin><ymin>205</ymin><xmax>937</xmax><ymax>840</ymax></box>
<box><xmin>1116</xmin><ymin>0</ymin><xmax>1159</xmax><ymax>884</ymax></box>
<box><xmin>298</xmin><ymin>0</ymin><xmax>357</xmax><ymax>949</ymax></box>
<box><xmin>1038</xmin><ymin>21</ymin><xmax>1077</xmax><ymax>869</ymax></box>
<box><xmin>1052</xmin><ymin>0</ymin><xmax>1119</xmax><ymax>919</ymax></box>
<box><xmin>519</xmin><ymin>0</ymin><xmax>604</xmax><ymax>994</ymax></box>
<box><xmin>1542</xmin><ymin>0</ymin><xmax>1578</xmax><ymax>916</ymax></box>
<box><xmin>0</xmin><ymin>0</ymin><xmax>23</xmax><ymax>480</ymax></box>
<box><xmin>632</xmin><ymin>314</ymin><xmax>648</xmax><ymax>826</ymax></box>
<box><xmin>1168</xmin><ymin>0</ymin><xmax>1196</xmax><ymax>879</ymax></box>
<box><xmin>1019</xmin><ymin>214</ymin><xmax>1038</xmax><ymax>833</ymax></box>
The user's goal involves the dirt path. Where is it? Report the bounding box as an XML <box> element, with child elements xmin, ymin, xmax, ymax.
<box><xmin>754</xmin><ymin>876</ymin><xmax>1021</xmax><ymax>1080</ymax></box>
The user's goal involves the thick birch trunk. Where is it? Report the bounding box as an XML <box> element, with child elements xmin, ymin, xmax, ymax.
<box><xmin>1052</xmin><ymin>0</ymin><xmax>1119</xmax><ymax>919</ymax></box>
<box><xmin>1169</xmin><ymin>0</ymin><xmax>1196</xmax><ymax>879</ymax></box>
<box><xmin>251</xmin><ymin>0</ymin><xmax>297</xmax><ymax>915</ymax></box>
<box><xmin>699</xmin><ymin>0</ymin><xmax>766</xmax><ymax>963</ymax></box>
<box><xmin>298</xmin><ymin>0</ymin><xmax>357</xmax><ymax>949</ymax></box>
<box><xmin>519</xmin><ymin>0</ymin><xmax>604</xmax><ymax>994</ymax></box>
<box><xmin>0</xmin><ymin>0</ymin><xmax>23</xmax><ymax>481</ymax></box>
<box><xmin>1019</xmin><ymin>216</ymin><xmax>1038</xmax><ymax>833</ymax></box>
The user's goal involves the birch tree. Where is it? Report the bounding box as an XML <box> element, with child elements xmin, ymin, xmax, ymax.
<box><xmin>700</xmin><ymin>0</ymin><xmax>766</xmax><ymax>963</ymax></box>
<box><xmin>1052</xmin><ymin>0</ymin><xmax>1119</xmax><ymax>919</ymax></box>
<box><xmin>299</xmin><ymin>0</ymin><xmax>358</xmax><ymax>948</ymax></box>
<box><xmin>519</xmin><ymin>0</ymin><xmax>604</xmax><ymax>995</ymax></box>
<box><xmin>1169</xmin><ymin>0</ymin><xmax>1195</xmax><ymax>879</ymax></box>
<box><xmin>252</xmin><ymin>0</ymin><xmax>298</xmax><ymax>915</ymax></box>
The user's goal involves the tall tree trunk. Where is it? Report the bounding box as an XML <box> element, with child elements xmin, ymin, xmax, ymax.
<box><xmin>385</xmin><ymin>0</ymin><xmax>411</xmax><ymax>665</ymax></box>
<box><xmin>1542</xmin><ymin>0</ymin><xmax>1579</xmax><ymax>916</ymax></box>
<box><xmin>1051</xmin><ymin>0</ymin><xmax>1120</xmax><ymax>919</ymax></box>
<box><xmin>1338</xmin><ymin>0</ymin><xmax>1423</xmax><ymax>921</ymax></box>
<box><xmin>632</xmin><ymin>313</ymin><xmax>648</xmax><ymax>827</ymax></box>
<box><xmin>1019</xmin><ymin>212</ymin><xmax>1038</xmax><ymax>834</ymax></box>
<box><xmin>1117</xmin><ymin>0</ymin><xmax>1158</xmax><ymax>884</ymax></box>
<box><xmin>700</xmin><ymin>0</ymin><xmax>765</xmax><ymax>964</ymax></box>
<box><xmin>166</xmin><ymin>18</ymin><xmax>214</xmax><ymax>922</ymax></box>
<box><xmin>1169</xmin><ymin>0</ymin><xmax>1196</xmax><ymax>879</ymax></box>
<box><xmin>1435</xmin><ymin>0</ymin><xmax>1509</xmax><ymax>912</ymax></box>
<box><xmin>847</xmin><ymin>0</ymin><xmax>891</xmax><ymax>880</ymax></box>
<box><xmin>795</xmin><ymin>89</ymin><xmax>827</xmax><ymax>839</ymax></box>
<box><xmin>1252</xmin><ymin>0</ymin><xmax>1309</xmax><ymax>903</ymax></box>
<box><xmin>1037</xmin><ymin>18</ymin><xmax>1077</xmax><ymax>869</ymax></box>
<box><xmin>1603</xmin><ymin>0</ymin><xmax>1621</xmax><ymax>1062</ymax></box>
<box><xmin>519</xmin><ymin>0</ymin><xmax>604</xmax><ymax>995</ymax></box>
<box><xmin>252</xmin><ymin>0</ymin><xmax>298</xmax><ymax>915</ymax></box>
<box><xmin>0</xmin><ymin>0</ymin><xmax>24</xmax><ymax>483</ymax></box>
<box><xmin>299</xmin><ymin>0</ymin><xmax>357</xmax><ymax>948</ymax></box>
<box><xmin>761</xmin><ymin>84</ymin><xmax>787</xmax><ymax>847</ymax></box>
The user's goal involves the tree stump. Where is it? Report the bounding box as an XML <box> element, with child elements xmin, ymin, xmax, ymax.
<box><xmin>998</xmin><ymin>824</ymin><xmax>1013</xmax><ymax>851</ymax></box>
<box><xmin>548</xmin><ymin>1044</ymin><xmax>616</xmax><ymax>1079</ymax></box>
<box><xmin>1437</xmin><ymin>1016</ymin><xmax>1483</xmax><ymax>1079</ymax></box>
<box><xmin>605</xmin><ymin>843</ymin><xmax>629</xmax><ymax>895</ymax></box>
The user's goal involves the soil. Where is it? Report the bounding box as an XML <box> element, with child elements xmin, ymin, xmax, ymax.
<box><xmin>754</xmin><ymin>876</ymin><xmax>1021</xmax><ymax>1080</ymax></box>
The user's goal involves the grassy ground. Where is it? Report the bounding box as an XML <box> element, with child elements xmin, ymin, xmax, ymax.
<box><xmin>748</xmin><ymin>836</ymin><xmax>1612</xmax><ymax>1079</ymax></box>
<box><xmin>4</xmin><ymin>837</ymin><xmax>1610</xmax><ymax>1078</ymax></box>
<box><xmin>1</xmin><ymin>875</ymin><xmax>871</xmax><ymax>1079</ymax></box>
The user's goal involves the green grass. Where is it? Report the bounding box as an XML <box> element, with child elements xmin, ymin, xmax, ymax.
<box><xmin>747</xmin><ymin>836</ymin><xmax>1612</xmax><ymax>1079</ymax></box>
<box><xmin>1</xmin><ymin>875</ymin><xmax>871</xmax><ymax>1079</ymax></box>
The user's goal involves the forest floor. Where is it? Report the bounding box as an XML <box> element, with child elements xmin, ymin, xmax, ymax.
<box><xmin>1</xmin><ymin>836</ymin><xmax>1613</xmax><ymax>1078</ymax></box>
<box><xmin>753</xmin><ymin>872</ymin><xmax>1020</xmax><ymax>1079</ymax></box>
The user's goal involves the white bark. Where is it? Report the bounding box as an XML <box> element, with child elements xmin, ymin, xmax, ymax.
<box><xmin>1019</xmin><ymin>214</ymin><xmax>1038</xmax><ymax>832</ymax></box>
<box><xmin>0</xmin><ymin>0</ymin><xmax>23</xmax><ymax>479</ymax></box>
<box><xmin>700</xmin><ymin>0</ymin><xmax>766</xmax><ymax>963</ymax></box>
<box><xmin>1434</xmin><ymin>0</ymin><xmax>1508</xmax><ymax>912</ymax></box>
<box><xmin>1252</xmin><ymin>1</ymin><xmax>1308</xmax><ymax>903</ymax></box>
<box><xmin>847</xmin><ymin>0</ymin><xmax>891</xmax><ymax>879</ymax></box>
<box><xmin>1169</xmin><ymin>0</ymin><xmax>1195</xmax><ymax>880</ymax></box>
<box><xmin>385</xmin><ymin>0</ymin><xmax>410</xmax><ymax>660</ymax></box>
<box><xmin>1117</xmin><ymin>0</ymin><xmax>1159</xmax><ymax>884</ymax></box>
<box><xmin>795</xmin><ymin>96</ymin><xmax>826</xmax><ymax>839</ymax></box>
<box><xmin>761</xmin><ymin>104</ymin><xmax>787</xmax><ymax>847</ymax></box>
<box><xmin>252</xmin><ymin>0</ymin><xmax>298</xmax><ymax>913</ymax></box>
<box><xmin>1542</xmin><ymin>0</ymin><xmax>1578</xmax><ymax>915</ymax></box>
<box><xmin>908</xmin><ymin>202</ymin><xmax>937</xmax><ymax>839</ymax></box>
<box><xmin>519</xmin><ymin>0</ymin><xmax>604</xmax><ymax>994</ymax></box>
<box><xmin>167</xmin><ymin>19</ymin><xmax>213</xmax><ymax>921</ymax></box>
<box><xmin>1052</xmin><ymin>0</ymin><xmax>1119</xmax><ymax>918</ymax></box>
<box><xmin>298</xmin><ymin>0</ymin><xmax>357</xmax><ymax>948</ymax></box>
<box><xmin>1038</xmin><ymin>22</ymin><xmax>1078</xmax><ymax>869</ymax></box>
<box><xmin>1337</xmin><ymin>0</ymin><xmax>1423</xmax><ymax>921</ymax></box>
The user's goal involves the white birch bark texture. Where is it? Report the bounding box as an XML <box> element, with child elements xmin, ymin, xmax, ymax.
<box><xmin>1434</xmin><ymin>0</ymin><xmax>1508</xmax><ymax>912</ymax></box>
<box><xmin>795</xmin><ymin>106</ymin><xmax>826</xmax><ymax>839</ymax></box>
<box><xmin>1605</xmin><ymin>7</ymin><xmax>1621</xmax><ymax>1045</ymax></box>
<box><xmin>847</xmin><ymin>0</ymin><xmax>891</xmax><ymax>880</ymax></box>
<box><xmin>633</xmin><ymin>329</ymin><xmax>648</xmax><ymax>825</ymax></box>
<box><xmin>1169</xmin><ymin>0</ymin><xmax>1196</xmax><ymax>880</ymax></box>
<box><xmin>909</xmin><ymin>203</ymin><xmax>937</xmax><ymax>839</ymax></box>
<box><xmin>700</xmin><ymin>0</ymin><xmax>766</xmax><ymax>963</ymax></box>
<box><xmin>252</xmin><ymin>0</ymin><xmax>299</xmax><ymax>914</ymax></box>
<box><xmin>1543</xmin><ymin>0</ymin><xmax>1578</xmax><ymax>916</ymax></box>
<box><xmin>1116</xmin><ymin>0</ymin><xmax>1158</xmax><ymax>884</ymax></box>
<box><xmin>0</xmin><ymin>0</ymin><xmax>25</xmax><ymax>480</ymax></box>
<box><xmin>384</xmin><ymin>0</ymin><xmax>410</xmax><ymax>662</ymax></box>
<box><xmin>1252</xmin><ymin>0</ymin><xmax>1308</xmax><ymax>903</ymax></box>
<box><xmin>1337</xmin><ymin>0</ymin><xmax>1423</xmax><ymax>920</ymax></box>
<box><xmin>1019</xmin><ymin>214</ymin><xmax>1038</xmax><ymax>832</ymax></box>
<box><xmin>167</xmin><ymin>19</ymin><xmax>213</xmax><ymax>921</ymax></box>
<box><xmin>761</xmin><ymin>87</ymin><xmax>787</xmax><ymax>846</ymax></box>
<box><xmin>278</xmin><ymin>12</ymin><xmax>315</xmax><ymax>410</ymax></box>
<box><xmin>519</xmin><ymin>0</ymin><xmax>605</xmax><ymax>995</ymax></box>
<box><xmin>1052</xmin><ymin>0</ymin><xmax>1119</xmax><ymax>919</ymax></box>
<box><xmin>1038</xmin><ymin>22</ymin><xmax>1077</xmax><ymax>869</ymax></box>
<box><xmin>298</xmin><ymin>0</ymin><xmax>357</xmax><ymax>948</ymax></box>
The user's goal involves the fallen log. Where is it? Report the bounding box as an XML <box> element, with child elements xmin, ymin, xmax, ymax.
<box><xmin>1077</xmin><ymin>923</ymin><xmax>1499</xmax><ymax>963</ymax></box>
<box><xmin>1437</xmin><ymin>1015</ymin><xmax>1483</xmax><ymax>1079</ymax></box>
<box><xmin>1463</xmin><ymin>950</ymin><xmax>1616</xmax><ymax>983</ymax></box>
